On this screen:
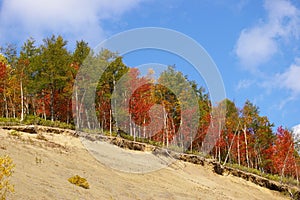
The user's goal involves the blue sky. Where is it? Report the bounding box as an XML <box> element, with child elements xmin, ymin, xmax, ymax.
<box><xmin>0</xmin><ymin>0</ymin><xmax>300</xmax><ymax>129</ymax></box>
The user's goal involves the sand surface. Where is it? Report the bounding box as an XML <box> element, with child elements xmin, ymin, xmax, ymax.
<box><xmin>0</xmin><ymin>128</ymin><xmax>288</xmax><ymax>200</ymax></box>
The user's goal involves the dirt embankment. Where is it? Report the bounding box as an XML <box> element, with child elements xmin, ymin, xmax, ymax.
<box><xmin>0</xmin><ymin>127</ymin><xmax>292</xmax><ymax>200</ymax></box>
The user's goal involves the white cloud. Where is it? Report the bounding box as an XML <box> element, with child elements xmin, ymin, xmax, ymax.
<box><xmin>235</xmin><ymin>0</ymin><xmax>300</xmax><ymax>70</ymax></box>
<box><xmin>276</xmin><ymin>63</ymin><xmax>300</xmax><ymax>95</ymax></box>
<box><xmin>0</xmin><ymin>0</ymin><xmax>142</xmax><ymax>46</ymax></box>
<box><xmin>235</xmin><ymin>27</ymin><xmax>277</xmax><ymax>69</ymax></box>
<box><xmin>236</xmin><ymin>79</ymin><xmax>255</xmax><ymax>90</ymax></box>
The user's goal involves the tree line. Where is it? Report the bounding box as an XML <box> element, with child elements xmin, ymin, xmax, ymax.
<box><xmin>0</xmin><ymin>35</ymin><xmax>299</xmax><ymax>183</ymax></box>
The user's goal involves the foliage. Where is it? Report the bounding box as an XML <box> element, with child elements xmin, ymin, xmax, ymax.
<box><xmin>68</xmin><ymin>175</ymin><xmax>89</xmax><ymax>189</ymax></box>
<box><xmin>226</xmin><ymin>163</ymin><xmax>299</xmax><ymax>186</ymax></box>
<box><xmin>0</xmin><ymin>118</ymin><xmax>20</xmax><ymax>126</ymax></box>
<box><xmin>0</xmin><ymin>35</ymin><xmax>299</xmax><ymax>185</ymax></box>
<box><xmin>22</xmin><ymin>115</ymin><xmax>74</xmax><ymax>130</ymax></box>
<box><xmin>0</xmin><ymin>155</ymin><xmax>15</xmax><ymax>200</ymax></box>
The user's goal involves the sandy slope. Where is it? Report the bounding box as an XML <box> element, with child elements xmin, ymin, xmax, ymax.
<box><xmin>0</xmin><ymin>128</ymin><xmax>288</xmax><ymax>200</ymax></box>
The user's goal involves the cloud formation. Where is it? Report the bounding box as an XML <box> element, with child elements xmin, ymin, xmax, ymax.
<box><xmin>0</xmin><ymin>0</ymin><xmax>141</xmax><ymax>46</ymax></box>
<box><xmin>235</xmin><ymin>0</ymin><xmax>300</xmax><ymax>70</ymax></box>
<box><xmin>276</xmin><ymin>62</ymin><xmax>300</xmax><ymax>96</ymax></box>
<box><xmin>236</xmin><ymin>79</ymin><xmax>255</xmax><ymax>90</ymax></box>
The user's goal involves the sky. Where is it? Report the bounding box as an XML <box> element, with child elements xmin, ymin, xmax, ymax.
<box><xmin>0</xmin><ymin>0</ymin><xmax>300</xmax><ymax>129</ymax></box>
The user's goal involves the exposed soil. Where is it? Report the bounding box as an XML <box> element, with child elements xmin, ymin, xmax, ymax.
<box><xmin>0</xmin><ymin>128</ymin><xmax>288</xmax><ymax>200</ymax></box>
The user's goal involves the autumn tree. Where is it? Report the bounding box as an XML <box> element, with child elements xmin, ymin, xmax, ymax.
<box><xmin>271</xmin><ymin>126</ymin><xmax>297</xmax><ymax>181</ymax></box>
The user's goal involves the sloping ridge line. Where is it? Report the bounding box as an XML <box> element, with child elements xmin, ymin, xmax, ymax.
<box><xmin>2</xmin><ymin>125</ymin><xmax>300</xmax><ymax>199</ymax></box>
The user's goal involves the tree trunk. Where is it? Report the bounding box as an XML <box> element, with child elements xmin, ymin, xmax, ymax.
<box><xmin>295</xmin><ymin>160</ymin><xmax>299</xmax><ymax>186</ymax></box>
<box><xmin>280</xmin><ymin>142</ymin><xmax>293</xmax><ymax>183</ymax></box>
<box><xmin>109</xmin><ymin>109</ymin><xmax>112</xmax><ymax>136</ymax></box>
<box><xmin>3</xmin><ymin>89</ymin><xmax>8</xmax><ymax>118</ymax></box>
<box><xmin>85</xmin><ymin>109</ymin><xmax>91</xmax><ymax>129</ymax></box>
<box><xmin>143</xmin><ymin>117</ymin><xmax>146</xmax><ymax>138</ymax></box>
<box><xmin>243</xmin><ymin>125</ymin><xmax>250</xmax><ymax>168</ymax></box>
<box><xmin>163</xmin><ymin>106</ymin><xmax>167</xmax><ymax>147</ymax></box>
<box><xmin>223</xmin><ymin>131</ymin><xmax>237</xmax><ymax>166</ymax></box>
<box><xmin>238</xmin><ymin>131</ymin><xmax>241</xmax><ymax>166</ymax></box>
<box><xmin>218</xmin><ymin>121</ymin><xmax>221</xmax><ymax>162</ymax></box>
<box><xmin>133</xmin><ymin>124</ymin><xmax>136</xmax><ymax>142</ymax></box>
<box><xmin>20</xmin><ymin>79</ymin><xmax>24</xmax><ymax>121</ymax></box>
<box><xmin>50</xmin><ymin>88</ymin><xmax>54</xmax><ymax>121</ymax></box>
<box><xmin>42</xmin><ymin>92</ymin><xmax>46</xmax><ymax>120</ymax></box>
<box><xmin>129</xmin><ymin>114</ymin><xmax>132</xmax><ymax>137</ymax></box>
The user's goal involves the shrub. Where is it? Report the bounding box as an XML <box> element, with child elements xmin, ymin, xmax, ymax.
<box><xmin>119</xmin><ymin>132</ymin><xmax>134</xmax><ymax>141</ymax></box>
<box><xmin>0</xmin><ymin>155</ymin><xmax>15</xmax><ymax>200</ymax></box>
<box><xmin>68</xmin><ymin>175</ymin><xmax>89</xmax><ymax>189</ymax></box>
<box><xmin>7</xmin><ymin>131</ymin><xmax>22</xmax><ymax>139</ymax></box>
<box><xmin>0</xmin><ymin>118</ymin><xmax>20</xmax><ymax>126</ymax></box>
<box><xmin>22</xmin><ymin>115</ymin><xmax>75</xmax><ymax>130</ymax></box>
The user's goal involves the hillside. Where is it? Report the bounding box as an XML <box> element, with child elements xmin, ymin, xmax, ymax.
<box><xmin>0</xmin><ymin>128</ymin><xmax>288</xmax><ymax>200</ymax></box>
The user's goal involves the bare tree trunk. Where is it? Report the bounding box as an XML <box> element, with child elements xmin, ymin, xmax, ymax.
<box><xmin>74</xmin><ymin>87</ymin><xmax>79</xmax><ymax>129</ymax></box>
<box><xmin>163</xmin><ymin>106</ymin><xmax>167</xmax><ymax>147</ymax></box>
<box><xmin>66</xmin><ymin>100</ymin><xmax>70</xmax><ymax>124</ymax></box>
<box><xmin>3</xmin><ymin>89</ymin><xmax>8</xmax><ymax>118</ymax></box>
<box><xmin>218</xmin><ymin>121</ymin><xmax>221</xmax><ymax>162</ymax></box>
<box><xmin>223</xmin><ymin>131</ymin><xmax>237</xmax><ymax>166</ymax></box>
<box><xmin>143</xmin><ymin>117</ymin><xmax>146</xmax><ymax>138</ymax></box>
<box><xmin>50</xmin><ymin>89</ymin><xmax>54</xmax><ymax>121</ymax></box>
<box><xmin>78</xmin><ymin>88</ymin><xmax>86</xmax><ymax>130</ymax></box>
<box><xmin>25</xmin><ymin>96</ymin><xmax>29</xmax><ymax>115</ymax></box>
<box><xmin>190</xmin><ymin>136</ymin><xmax>193</xmax><ymax>152</ymax></box>
<box><xmin>42</xmin><ymin>92</ymin><xmax>46</xmax><ymax>120</ymax></box>
<box><xmin>243</xmin><ymin>125</ymin><xmax>250</xmax><ymax>168</ymax></box>
<box><xmin>8</xmin><ymin>96</ymin><xmax>15</xmax><ymax>118</ymax></box>
<box><xmin>295</xmin><ymin>160</ymin><xmax>299</xmax><ymax>186</ymax></box>
<box><xmin>238</xmin><ymin>131</ymin><xmax>241</xmax><ymax>166</ymax></box>
<box><xmin>109</xmin><ymin>109</ymin><xmax>112</xmax><ymax>136</ymax></box>
<box><xmin>280</xmin><ymin>142</ymin><xmax>293</xmax><ymax>183</ymax></box>
<box><xmin>166</xmin><ymin>116</ymin><xmax>169</xmax><ymax>148</ymax></box>
<box><xmin>223</xmin><ymin>122</ymin><xmax>240</xmax><ymax>166</ymax></box>
<box><xmin>101</xmin><ymin>112</ymin><xmax>104</xmax><ymax>133</ymax></box>
<box><xmin>85</xmin><ymin>109</ymin><xmax>91</xmax><ymax>129</ymax></box>
<box><xmin>20</xmin><ymin>80</ymin><xmax>24</xmax><ymax>121</ymax></box>
<box><xmin>32</xmin><ymin>96</ymin><xmax>37</xmax><ymax>116</ymax></box>
<box><xmin>133</xmin><ymin>124</ymin><xmax>136</xmax><ymax>142</ymax></box>
<box><xmin>129</xmin><ymin>114</ymin><xmax>132</xmax><ymax>136</ymax></box>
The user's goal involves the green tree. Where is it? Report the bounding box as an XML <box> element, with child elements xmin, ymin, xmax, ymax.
<box><xmin>34</xmin><ymin>35</ymin><xmax>71</xmax><ymax>121</ymax></box>
<box><xmin>96</xmin><ymin>55</ymin><xmax>128</xmax><ymax>133</ymax></box>
<box><xmin>18</xmin><ymin>38</ymin><xmax>40</xmax><ymax>120</ymax></box>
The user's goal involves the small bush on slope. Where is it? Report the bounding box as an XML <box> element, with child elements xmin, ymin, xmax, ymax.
<box><xmin>68</xmin><ymin>175</ymin><xmax>89</xmax><ymax>189</ymax></box>
<box><xmin>0</xmin><ymin>155</ymin><xmax>15</xmax><ymax>200</ymax></box>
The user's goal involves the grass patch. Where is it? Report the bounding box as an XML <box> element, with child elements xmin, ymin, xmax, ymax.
<box><xmin>23</xmin><ymin>115</ymin><xmax>75</xmax><ymax>130</ymax></box>
<box><xmin>0</xmin><ymin>118</ymin><xmax>20</xmax><ymax>126</ymax></box>
<box><xmin>0</xmin><ymin>116</ymin><xmax>75</xmax><ymax>130</ymax></box>
<box><xmin>225</xmin><ymin>163</ymin><xmax>299</xmax><ymax>186</ymax></box>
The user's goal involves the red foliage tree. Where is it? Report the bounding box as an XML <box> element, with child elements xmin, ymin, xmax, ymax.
<box><xmin>270</xmin><ymin>126</ymin><xmax>296</xmax><ymax>178</ymax></box>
